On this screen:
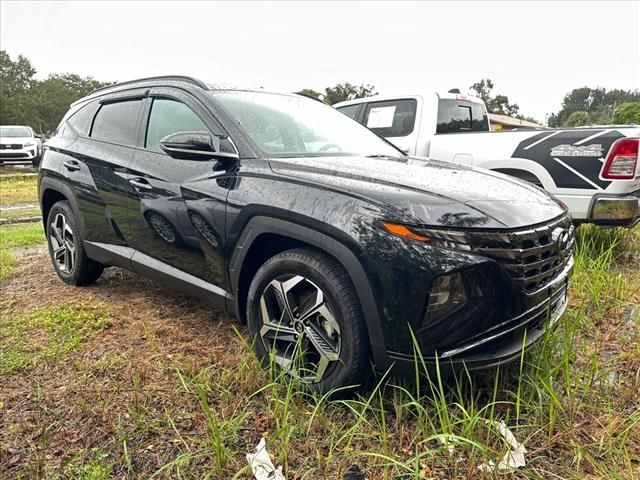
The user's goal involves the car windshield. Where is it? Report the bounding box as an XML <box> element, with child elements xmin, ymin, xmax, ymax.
<box><xmin>211</xmin><ymin>91</ymin><xmax>401</xmax><ymax>158</ymax></box>
<box><xmin>0</xmin><ymin>126</ymin><xmax>32</xmax><ymax>138</ymax></box>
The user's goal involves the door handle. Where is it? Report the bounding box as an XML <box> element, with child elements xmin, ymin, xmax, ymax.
<box><xmin>62</xmin><ymin>160</ymin><xmax>81</xmax><ymax>171</ymax></box>
<box><xmin>129</xmin><ymin>177</ymin><xmax>153</xmax><ymax>190</ymax></box>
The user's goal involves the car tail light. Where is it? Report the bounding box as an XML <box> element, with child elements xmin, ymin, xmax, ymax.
<box><xmin>601</xmin><ymin>138</ymin><xmax>638</xmax><ymax>180</ymax></box>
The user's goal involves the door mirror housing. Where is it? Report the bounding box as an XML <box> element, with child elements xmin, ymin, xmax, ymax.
<box><xmin>159</xmin><ymin>131</ymin><xmax>239</xmax><ymax>162</ymax></box>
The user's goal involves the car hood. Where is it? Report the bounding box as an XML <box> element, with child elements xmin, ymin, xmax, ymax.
<box><xmin>268</xmin><ymin>155</ymin><xmax>566</xmax><ymax>229</ymax></box>
<box><xmin>0</xmin><ymin>136</ymin><xmax>35</xmax><ymax>145</ymax></box>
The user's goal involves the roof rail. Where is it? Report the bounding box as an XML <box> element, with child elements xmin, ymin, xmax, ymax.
<box><xmin>75</xmin><ymin>75</ymin><xmax>209</xmax><ymax>105</ymax></box>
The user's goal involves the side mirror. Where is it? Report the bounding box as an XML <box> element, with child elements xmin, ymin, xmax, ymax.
<box><xmin>160</xmin><ymin>131</ymin><xmax>239</xmax><ymax>162</ymax></box>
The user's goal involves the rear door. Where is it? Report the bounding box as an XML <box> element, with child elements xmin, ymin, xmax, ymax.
<box><xmin>362</xmin><ymin>98</ymin><xmax>419</xmax><ymax>154</ymax></box>
<box><xmin>125</xmin><ymin>87</ymin><xmax>229</xmax><ymax>287</ymax></box>
<box><xmin>63</xmin><ymin>91</ymin><xmax>147</xmax><ymax>245</ymax></box>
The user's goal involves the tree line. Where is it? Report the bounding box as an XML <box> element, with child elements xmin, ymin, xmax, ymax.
<box><xmin>1</xmin><ymin>50</ymin><xmax>639</xmax><ymax>134</ymax></box>
<box><xmin>0</xmin><ymin>51</ymin><xmax>112</xmax><ymax>134</ymax></box>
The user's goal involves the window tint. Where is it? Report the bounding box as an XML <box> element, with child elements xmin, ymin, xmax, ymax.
<box><xmin>436</xmin><ymin>99</ymin><xmax>489</xmax><ymax>134</ymax></box>
<box><xmin>363</xmin><ymin>99</ymin><xmax>417</xmax><ymax>137</ymax></box>
<box><xmin>145</xmin><ymin>98</ymin><xmax>209</xmax><ymax>152</ymax></box>
<box><xmin>90</xmin><ymin>100</ymin><xmax>143</xmax><ymax>146</ymax></box>
<box><xmin>337</xmin><ymin>104</ymin><xmax>359</xmax><ymax>119</ymax></box>
<box><xmin>67</xmin><ymin>101</ymin><xmax>100</xmax><ymax>136</ymax></box>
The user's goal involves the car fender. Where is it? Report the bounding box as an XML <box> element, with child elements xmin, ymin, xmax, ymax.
<box><xmin>229</xmin><ymin>215</ymin><xmax>389</xmax><ymax>369</ymax></box>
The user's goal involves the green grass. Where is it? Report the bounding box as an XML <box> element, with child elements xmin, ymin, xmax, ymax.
<box><xmin>0</xmin><ymin>222</ymin><xmax>44</xmax><ymax>281</ymax></box>
<box><xmin>0</xmin><ymin>224</ymin><xmax>638</xmax><ymax>479</ymax></box>
<box><xmin>0</xmin><ymin>249</ymin><xmax>17</xmax><ymax>281</ymax></box>
<box><xmin>0</xmin><ymin>207</ymin><xmax>41</xmax><ymax>222</ymax></box>
<box><xmin>0</xmin><ymin>221</ymin><xmax>45</xmax><ymax>250</ymax></box>
<box><xmin>0</xmin><ymin>305</ymin><xmax>110</xmax><ymax>375</ymax></box>
<box><xmin>64</xmin><ymin>452</ymin><xmax>113</xmax><ymax>480</ymax></box>
<box><xmin>0</xmin><ymin>174</ymin><xmax>38</xmax><ymax>206</ymax></box>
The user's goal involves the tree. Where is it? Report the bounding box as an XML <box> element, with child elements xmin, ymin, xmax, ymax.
<box><xmin>548</xmin><ymin>87</ymin><xmax>640</xmax><ymax>127</ymax></box>
<box><xmin>323</xmin><ymin>83</ymin><xmax>377</xmax><ymax>105</ymax></box>
<box><xmin>294</xmin><ymin>88</ymin><xmax>322</xmax><ymax>99</ymax></box>
<box><xmin>613</xmin><ymin>102</ymin><xmax>640</xmax><ymax>124</ymax></box>
<box><xmin>469</xmin><ymin>79</ymin><xmax>521</xmax><ymax>117</ymax></box>
<box><xmin>24</xmin><ymin>74</ymin><xmax>112</xmax><ymax>132</ymax></box>
<box><xmin>0</xmin><ymin>50</ymin><xmax>113</xmax><ymax>133</ymax></box>
<box><xmin>564</xmin><ymin>111</ymin><xmax>591</xmax><ymax>127</ymax></box>
<box><xmin>0</xmin><ymin>50</ymin><xmax>36</xmax><ymax>98</ymax></box>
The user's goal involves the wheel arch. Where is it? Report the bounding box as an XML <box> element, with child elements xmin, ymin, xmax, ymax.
<box><xmin>229</xmin><ymin>216</ymin><xmax>389</xmax><ymax>369</ymax></box>
<box><xmin>40</xmin><ymin>177</ymin><xmax>79</xmax><ymax>227</ymax></box>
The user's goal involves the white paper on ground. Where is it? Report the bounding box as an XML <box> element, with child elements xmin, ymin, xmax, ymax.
<box><xmin>477</xmin><ymin>420</ymin><xmax>527</xmax><ymax>473</ymax></box>
<box><xmin>246</xmin><ymin>438</ymin><xmax>286</xmax><ymax>480</ymax></box>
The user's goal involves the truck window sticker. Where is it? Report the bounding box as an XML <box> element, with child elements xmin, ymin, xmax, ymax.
<box><xmin>367</xmin><ymin>106</ymin><xmax>396</xmax><ymax>129</ymax></box>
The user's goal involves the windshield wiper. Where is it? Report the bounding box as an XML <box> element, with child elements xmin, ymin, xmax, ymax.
<box><xmin>365</xmin><ymin>154</ymin><xmax>403</xmax><ymax>159</ymax></box>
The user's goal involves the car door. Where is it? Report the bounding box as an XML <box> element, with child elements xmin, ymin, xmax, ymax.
<box><xmin>62</xmin><ymin>92</ymin><xmax>146</xmax><ymax>246</ymax></box>
<box><xmin>126</xmin><ymin>88</ymin><xmax>230</xmax><ymax>287</ymax></box>
<box><xmin>362</xmin><ymin>99</ymin><xmax>419</xmax><ymax>155</ymax></box>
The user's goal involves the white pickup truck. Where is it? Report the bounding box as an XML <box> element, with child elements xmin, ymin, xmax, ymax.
<box><xmin>334</xmin><ymin>92</ymin><xmax>640</xmax><ymax>227</ymax></box>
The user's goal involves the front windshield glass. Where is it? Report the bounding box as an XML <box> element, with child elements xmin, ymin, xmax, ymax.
<box><xmin>211</xmin><ymin>91</ymin><xmax>401</xmax><ymax>158</ymax></box>
<box><xmin>0</xmin><ymin>126</ymin><xmax>32</xmax><ymax>138</ymax></box>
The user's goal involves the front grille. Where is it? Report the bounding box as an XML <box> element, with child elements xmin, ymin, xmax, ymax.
<box><xmin>0</xmin><ymin>144</ymin><xmax>22</xmax><ymax>150</ymax></box>
<box><xmin>0</xmin><ymin>152</ymin><xmax>29</xmax><ymax>158</ymax></box>
<box><xmin>468</xmin><ymin>215</ymin><xmax>574</xmax><ymax>292</ymax></box>
<box><xmin>419</xmin><ymin>214</ymin><xmax>574</xmax><ymax>293</ymax></box>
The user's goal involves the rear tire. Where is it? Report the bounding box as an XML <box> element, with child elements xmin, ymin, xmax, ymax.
<box><xmin>46</xmin><ymin>200</ymin><xmax>104</xmax><ymax>286</ymax></box>
<box><xmin>247</xmin><ymin>247</ymin><xmax>370</xmax><ymax>394</ymax></box>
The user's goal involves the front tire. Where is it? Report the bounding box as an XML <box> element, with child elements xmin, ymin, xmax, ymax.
<box><xmin>247</xmin><ymin>248</ymin><xmax>370</xmax><ymax>394</ymax></box>
<box><xmin>46</xmin><ymin>200</ymin><xmax>104</xmax><ymax>285</ymax></box>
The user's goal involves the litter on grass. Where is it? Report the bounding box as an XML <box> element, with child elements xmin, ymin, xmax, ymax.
<box><xmin>477</xmin><ymin>420</ymin><xmax>527</xmax><ymax>473</ymax></box>
<box><xmin>246</xmin><ymin>438</ymin><xmax>286</xmax><ymax>480</ymax></box>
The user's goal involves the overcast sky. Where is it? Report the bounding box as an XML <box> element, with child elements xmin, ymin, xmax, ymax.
<box><xmin>1</xmin><ymin>1</ymin><xmax>638</xmax><ymax>121</ymax></box>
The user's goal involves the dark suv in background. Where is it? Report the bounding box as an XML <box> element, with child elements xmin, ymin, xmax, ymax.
<box><xmin>39</xmin><ymin>76</ymin><xmax>574</xmax><ymax>392</ymax></box>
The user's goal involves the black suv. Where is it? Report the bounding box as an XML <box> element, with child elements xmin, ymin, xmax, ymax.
<box><xmin>39</xmin><ymin>76</ymin><xmax>574</xmax><ymax>392</ymax></box>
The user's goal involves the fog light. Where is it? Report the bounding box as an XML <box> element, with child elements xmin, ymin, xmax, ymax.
<box><xmin>426</xmin><ymin>272</ymin><xmax>467</xmax><ymax>321</ymax></box>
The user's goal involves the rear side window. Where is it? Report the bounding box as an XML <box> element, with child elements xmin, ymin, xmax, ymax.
<box><xmin>436</xmin><ymin>99</ymin><xmax>489</xmax><ymax>134</ymax></box>
<box><xmin>145</xmin><ymin>98</ymin><xmax>208</xmax><ymax>153</ymax></box>
<box><xmin>363</xmin><ymin>99</ymin><xmax>417</xmax><ymax>137</ymax></box>
<box><xmin>90</xmin><ymin>100</ymin><xmax>143</xmax><ymax>146</ymax></box>
<box><xmin>337</xmin><ymin>104</ymin><xmax>360</xmax><ymax>119</ymax></box>
<box><xmin>67</xmin><ymin>101</ymin><xmax>100</xmax><ymax>136</ymax></box>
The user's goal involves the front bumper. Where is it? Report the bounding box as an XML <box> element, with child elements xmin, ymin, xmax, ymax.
<box><xmin>386</xmin><ymin>258</ymin><xmax>572</xmax><ymax>377</ymax></box>
<box><xmin>587</xmin><ymin>190</ymin><xmax>640</xmax><ymax>227</ymax></box>
<box><xmin>0</xmin><ymin>147</ymin><xmax>38</xmax><ymax>161</ymax></box>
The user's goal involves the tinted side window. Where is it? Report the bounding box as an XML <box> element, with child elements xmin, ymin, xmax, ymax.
<box><xmin>67</xmin><ymin>101</ymin><xmax>100</xmax><ymax>136</ymax></box>
<box><xmin>337</xmin><ymin>104</ymin><xmax>359</xmax><ymax>119</ymax></box>
<box><xmin>145</xmin><ymin>98</ymin><xmax>209</xmax><ymax>153</ymax></box>
<box><xmin>90</xmin><ymin>100</ymin><xmax>143</xmax><ymax>146</ymax></box>
<box><xmin>363</xmin><ymin>99</ymin><xmax>417</xmax><ymax>137</ymax></box>
<box><xmin>436</xmin><ymin>99</ymin><xmax>489</xmax><ymax>134</ymax></box>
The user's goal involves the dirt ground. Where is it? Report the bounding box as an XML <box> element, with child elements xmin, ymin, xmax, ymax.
<box><xmin>1</xmin><ymin>229</ymin><xmax>639</xmax><ymax>479</ymax></box>
<box><xmin>1</xmin><ymin>250</ymin><xmax>263</xmax><ymax>478</ymax></box>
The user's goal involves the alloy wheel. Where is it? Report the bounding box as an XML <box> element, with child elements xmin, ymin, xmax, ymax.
<box><xmin>258</xmin><ymin>274</ymin><xmax>341</xmax><ymax>383</ymax></box>
<box><xmin>50</xmin><ymin>212</ymin><xmax>76</xmax><ymax>274</ymax></box>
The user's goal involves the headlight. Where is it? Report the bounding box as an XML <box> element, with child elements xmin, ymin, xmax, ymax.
<box><xmin>24</xmin><ymin>142</ymin><xmax>35</xmax><ymax>147</ymax></box>
<box><xmin>425</xmin><ymin>272</ymin><xmax>467</xmax><ymax>322</ymax></box>
<box><xmin>382</xmin><ymin>221</ymin><xmax>471</xmax><ymax>252</ymax></box>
